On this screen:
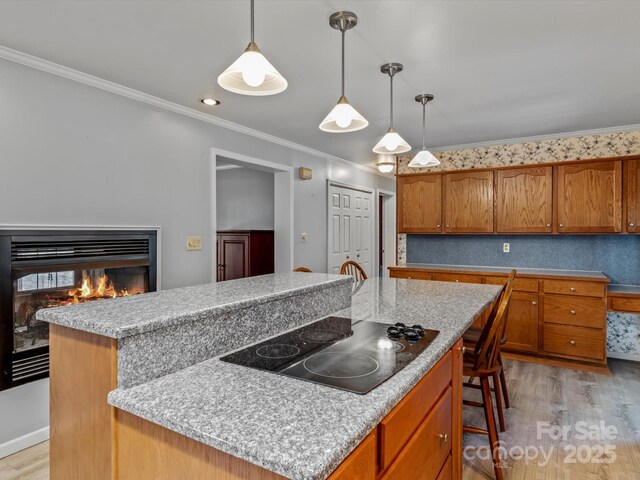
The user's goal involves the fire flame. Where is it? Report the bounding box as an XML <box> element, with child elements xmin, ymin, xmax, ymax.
<box><xmin>67</xmin><ymin>274</ymin><xmax>137</xmax><ymax>303</ymax></box>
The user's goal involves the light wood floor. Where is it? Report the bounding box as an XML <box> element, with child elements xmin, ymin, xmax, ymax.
<box><xmin>0</xmin><ymin>359</ymin><xmax>638</xmax><ymax>480</ymax></box>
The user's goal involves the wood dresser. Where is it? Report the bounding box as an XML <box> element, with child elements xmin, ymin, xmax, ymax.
<box><xmin>390</xmin><ymin>265</ymin><xmax>612</xmax><ymax>374</ymax></box>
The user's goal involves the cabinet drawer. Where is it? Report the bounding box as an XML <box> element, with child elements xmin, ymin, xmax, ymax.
<box><xmin>543</xmin><ymin>280</ymin><xmax>605</xmax><ymax>298</ymax></box>
<box><xmin>327</xmin><ymin>430</ymin><xmax>377</xmax><ymax>480</ymax></box>
<box><xmin>484</xmin><ymin>276</ymin><xmax>538</xmax><ymax>293</ymax></box>
<box><xmin>543</xmin><ymin>324</ymin><xmax>606</xmax><ymax>362</ymax></box>
<box><xmin>389</xmin><ymin>270</ymin><xmax>432</xmax><ymax>281</ymax></box>
<box><xmin>379</xmin><ymin>351</ymin><xmax>452</xmax><ymax>472</ymax></box>
<box><xmin>436</xmin><ymin>456</ymin><xmax>452</xmax><ymax>480</ymax></box>
<box><xmin>543</xmin><ymin>295</ymin><xmax>606</xmax><ymax>328</ymax></box>
<box><xmin>382</xmin><ymin>388</ymin><xmax>452</xmax><ymax>480</ymax></box>
<box><xmin>609</xmin><ymin>296</ymin><xmax>640</xmax><ymax>313</ymax></box>
<box><xmin>432</xmin><ymin>273</ymin><xmax>482</xmax><ymax>284</ymax></box>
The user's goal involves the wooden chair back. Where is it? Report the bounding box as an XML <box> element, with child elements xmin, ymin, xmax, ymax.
<box><xmin>473</xmin><ymin>270</ymin><xmax>516</xmax><ymax>371</ymax></box>
<box><xmin>293</xmin><ymin>267</ymin><xmax>312</xmax><ymax>272</ymax></box>
<box><xmin>340</xmin><ymin>260</ymin><xmax>368</xmax><ymax>281</ymax></box>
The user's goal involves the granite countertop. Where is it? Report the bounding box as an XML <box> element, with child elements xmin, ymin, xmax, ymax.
<box><xmin>607</xmin><ymin>284</ymin><xmax>640</xmax><ymax>296</ymax></box>
<box><xmin>392</xmin><ymin>262</ymin><xmax>610</xmax><ymax>281</ymax></box>
<box><xmin>108</xmin><ymin>277</ymin><xmax>502</xmax><ymax>480</ymax></box>
<box><xmin>36</xmin><ymin>273</ymin><xmax>351</xmax><ymax>338</ymax></box>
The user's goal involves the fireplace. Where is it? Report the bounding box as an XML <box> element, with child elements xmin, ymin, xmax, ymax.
<box><xmin>0</xmin><ymin>230</ymin><xmax>157</xmax><ymax>390</ymax></box>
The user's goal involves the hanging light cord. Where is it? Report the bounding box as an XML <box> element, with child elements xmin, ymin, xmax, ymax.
<box><xmin>341</xmin><ymin>30</ymin><xmax>346</xmax><ymax>97</ymax></box>
<box><xmin>250</xmin><ymin>0</ymin><xmax>255</xmax><ymax>43</ymax></box>
<box><xmin>421</xmin><ymin>102</ymin><xmax>426</xmax><ymax>149</ymax></box>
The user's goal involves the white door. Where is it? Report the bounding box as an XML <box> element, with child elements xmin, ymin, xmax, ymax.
<box><xmin>328</xmin><ymin>184</ymin><xmax>373</xmax><ymax>277</ymax></box>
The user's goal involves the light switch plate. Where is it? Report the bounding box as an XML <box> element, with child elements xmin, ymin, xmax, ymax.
<box><xmin>187</xmin><ymin>236</ymin><xmax>202</xmax><ymax>251</ymax></box>
<box><xmin>301</xmin><ymin>233</ymin><xmax>308</xmax><ymax>243</ymax></box>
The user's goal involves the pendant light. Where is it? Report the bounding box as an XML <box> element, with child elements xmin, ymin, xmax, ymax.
<box><xmin>408</xmin><ymin>94</ymin><xmax>440</xmax><ymax>168</ymax></box>
<box><xmin>319</xmin><ymin>12</ymin><xmax>368</xmax><ymax>133</ymax></box>
<box><xmin>373</xmin><ymin>63</ymin><xmax>411</xmax><ymax>154</ymax></box>
<box><xmin>376</xmin><ymin>154</ymin><xmax>396</xmax><ymax>173</ymax></box>
<box><xmin>218</xmin><ymin>0</ymin><xmax>287</xmax><ymax>96</ymax></box>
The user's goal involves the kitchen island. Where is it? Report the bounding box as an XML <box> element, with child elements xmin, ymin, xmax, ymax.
<box><xmin>38</xmin><ymin>273</ymin><xmax>502</xmax><ymax>480</ymax></box>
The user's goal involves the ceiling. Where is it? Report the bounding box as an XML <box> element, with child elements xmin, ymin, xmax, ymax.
<box><xmin>1</xmin><ymin>0</ymin><xmax>639</xmax><ymax>167</ymax></box>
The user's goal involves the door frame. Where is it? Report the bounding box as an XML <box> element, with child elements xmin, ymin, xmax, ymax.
<box><xmin>326</xmin><ymin>180</ymin><xmax>376</xmax><ymax>276</ymax></box>
<box><xmin>210</xmin><ymin>148</ymin><xmax>294</xmax><ymax>280</ymax></box>
<box><xmin>376</xmin><ymin>188</ymin><xmax>396</xmax><ymax>277</ymax></box>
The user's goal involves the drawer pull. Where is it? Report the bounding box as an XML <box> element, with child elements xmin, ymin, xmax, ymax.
<box><xmin>546</xmin><ymin>224</ymin><xmax>551</xmax><ymax>228</ymax></box>
<box><xmin>407</xmin><ymin>276</ymin><xmax>412</xmax><ymax>279</ymax></box>
<box><xmin>570</xmin><ymin>340</ymin><xmax>577</xmax><ymax>345</ymax></box>
<box><xmin>559</xmin><ymin>223</ymin><xmax>565</xmax><ymax>228</ymax></box>
<box><xmin>532</xmin><ymin>301</ymin><xmax>537</xmax><ymax>306</ymax></box>
<box><xmin>460</xmin><ymin>346</ymin><xmax>467</xmax><ymax>354</ymax></box>
<box><xmin>570</xmin><ymin>287</ymin><xmax>577</xmax><ymax>292</ymax></box>
<box><xmin>570</xmin><ymin>310</ymin><xmax>576</xmax><ymax>315</ymax></box>
<box><xmin>436</xmin><ymin>224</ymin><xmax>441</xmax><ymax>228</ymax></box>
<box><xmin>446</xmin><ymin>225</ymin><xmax>450</xmax><ymax>228</ymax></box>
<box><xmin>439</xmin><ymin>433</ymin><xmax>449</xmax><ymax>443</ymax></box>
<box><xmin>455</xmin><ymin>280</ymin><xmax>459</xmax><ymax>283</ymax></box>
<box><xmin>630</xmin><ymin>223</ymin><xmax>636</xmax><ymax>227</ymax></box>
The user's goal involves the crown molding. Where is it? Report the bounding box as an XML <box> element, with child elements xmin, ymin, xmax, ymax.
<box><xmin>429</xmin><ymin>124</ymin><xmax>640</xmax><ymax>153</ymax></box>
<box><xmin>0</xmin><ymin>44</ymin><xmax>386</xmax><ymax>177</ymax></box>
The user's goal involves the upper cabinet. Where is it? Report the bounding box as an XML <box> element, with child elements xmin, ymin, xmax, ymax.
<box><xmin>496</xmin><ymin>167</ymin><xmax>553</xmax><ymax>233</ymax></box>
<box><xmin>626</xmin><ymin>159</ymin><xmax>640</xmax><ymax>233</ymax></box>
<box><xmin>397</xmin><ymin>175</ymin><xmax>442</xmax><ymax>233</ymax></box>
<box><xmin>444</xmin><ymin>171</ymin><xmax>494</xmax><ymax>233</ymax></box>
<box><xmin>556</xmin><ymin>161</ymin><xmax>622</xmax><ymax>233</ymax></box>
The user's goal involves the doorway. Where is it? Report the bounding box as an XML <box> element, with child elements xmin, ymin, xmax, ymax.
<box><xmin>210</xmin><ymin>149</ymin><xmax>294</xmax><ymax>281</ymax></box>
<box><xmin>327</xmin><ymin>182</ymin><xmax>374</xmax><ymax>277</ymax></box>
<box><xmin>377</xmin><ymin>189</ymin><xmax>396</xmax><ymax>277</ymax></box>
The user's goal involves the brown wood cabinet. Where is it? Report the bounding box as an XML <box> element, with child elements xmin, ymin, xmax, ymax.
<box><xmin>502</xmin><ymin>291</ymin><xmax>539</xmax><ymax>353</ymax></box>
<box><xmin>389</xmin><ymin>266</ymin><xmax>611</xmax><ymax>374</ymax></box>
<box><xmin>625</xmin><ymin>159</ymin><xmax>640</xmax><ymax>233</ymax></box>
<box><xmin>496</xmin><ymin>166</ymin><xmax>553</xmax><ymax>233</ymax></box>
<box><xmin>216</xmin><ymin>230</ymin><xmax>274</xmax><ymax>281</ymax></box>
<box><xmin>444</xmin><ymin>171</ymin><xmax>494</xmax><ymax>233</ymax></box>
<box><xmin>397</xmin><ymin>174</ymin><xmax>442</xmax><ymax>233</ymax></box>
<box><xmin>555</xmin><ymin>160</ymin><xmax>622</xmax><ymax>233</ymax></box>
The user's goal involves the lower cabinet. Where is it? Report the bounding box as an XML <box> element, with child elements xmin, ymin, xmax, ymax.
<box><xmin>502</xmin><ymin>291</ymin><xmax>539</xmax><ymax>353</ymax></box>
<box><xmin>328</xmin><ymin>341</ymin><xmax>463</xmax><ymax>480</ymax></box>
<box><xmin>389</xmin><ymin>267</ymin><xmax>610</xmax><ymax>372</ymax></box>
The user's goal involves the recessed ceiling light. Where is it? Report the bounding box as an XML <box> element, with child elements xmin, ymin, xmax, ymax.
<box><xmin>201</xmin><ymin>98</ymin><xmax>220</xmax><ymax>106</ymax></box>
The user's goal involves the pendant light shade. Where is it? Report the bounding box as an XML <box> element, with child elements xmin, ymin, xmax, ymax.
<box><xmin>218</xmin><ymin>1</ymin><xmax>287</xmax><ymax>96</ymax></box>
<box><xmin>373</xmin><ymin>63</ymin><xmax>411</xmax><ymax>154</ymax></box>
<box><xmin>408</xmin><ymin>94</ymin><xmax>440</xmax><ymax>168</ymax></box>
<box><xmin>319</xmin><ymin>12</ymin><xmax>368</xmax><ymax>133</ymax></box>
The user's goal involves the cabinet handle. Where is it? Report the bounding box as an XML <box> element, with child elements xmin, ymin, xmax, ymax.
<box><xmin>546</xmin><ymin>224</ymin><xmax>551</xmax><ymax>228</ymax></box>
<box><xmin>446</xmin><ymin>225</ymin><xmax>450</xmax><ymax>228</ymax></box>
<box><xmin>559</xmin><ymin>224</ymin><xmax>565</xmax><ymax>228</ymax></box>
<box><xmin>459</xmin><ymin>346</ymin><xmax>467</xmax><ymax>354</ymax></box>
<box><xmin>570</xmin><ymin>340</ymin><xmax>577</xmax><ymax>345</ymax></box>
<box><xmin>439</xmin><ymin>433</ymin><xmax>449</xmax><ymax>443</ymax></box>
<box><xmin>630</xmin><ymin>223</ymin><xmax>636</xmax><ymax>227</ymax></box>
<box><xmin>407</xmin><ymin>276</ymin><xmax>412</xmax><ymax>279</ymax></box>
<box><xmin>455</xmin><ymin>280</ymin><xmax>460</xmax><ymax>283</ymax></box>
<box><xmin>570</xmin><ymin>309</ymin><xmax>576</xmax><ymax>315</ymax></box>
<box><xmin>436</xmin><ymin>224</ymin><xmax>441</xmax><ymax>228</ymax></box>
<box><xmin>532</xmin><ymin>301</ymin><xmax>537</xmax><ymax>306</ymax></box>
<box><xmin>570</xmin><ymin>287</ymin><xmax>576</xmax><ymax>292</ymax></box>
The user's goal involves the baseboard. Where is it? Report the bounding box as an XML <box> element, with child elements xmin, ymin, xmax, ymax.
<box><xmin>607</xmin><ymin>351</ymin><xmax>640</xmax><ymax>362</ymax></box>
<box><xmin>0</xmin><ymin>426</ymin><xmax>49</xmax><ymax>459</ymax></box>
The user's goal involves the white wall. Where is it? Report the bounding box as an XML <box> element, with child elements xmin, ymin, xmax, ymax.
<box><xmin>0</xmin><ymin>57</ymin><xmax>394</xmax><ymax>452</ymax></box>
<box><xmin>216</xmin><ymin>168</ymin><xmax>274</xmax><ymax>230</ymax></box>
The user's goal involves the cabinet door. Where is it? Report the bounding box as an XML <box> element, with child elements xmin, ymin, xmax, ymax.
<box><xmin>496</xmin><ymin>167</ymin><xmax>552</xmax><ymax>233</ymax></box>
<box><xmin>556</xmin><ymin>161</ymin><xmax>622</xmax><ymax>233</ymax></box>
<box><xmin>219</xmin><ymin>235</ymin><xmax>249</xmax><ymax>281</ymax></box>
<box><xmin>397</xmin><ymin>175</ymin><xmax>442</xmax><ymax>233</ymax></box>
<box><xmin>503</xmin><ymin>292</ymin><xmax>539</xmax><ymax>353</ymax></box>
<box><xmin>626</xmin><ymin>159</ymin><xmax>640</xmax><ymax>233</ymax></box>
<box><xmin>444</xmin><ymin>171</ymin><xmax>494</xmax><ymax>233</ymax></box>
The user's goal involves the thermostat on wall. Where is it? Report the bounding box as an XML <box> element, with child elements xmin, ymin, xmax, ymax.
<box><xmin>299</xmin><ymin>167</ymin><xmax>312</xmax><ymax>180</ymax></box>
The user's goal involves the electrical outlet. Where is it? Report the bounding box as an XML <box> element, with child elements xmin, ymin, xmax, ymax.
<box><xmin>503</xmin><ymin>242</ymin><xmax>510</xmax><ymax>253</ymax></box>
<box><xmin>301</xmin><ymin>233</ymin><xmax>308</xmax><ymax>243</ymax></box>
<box><xmin>186</xmin><ymin>236</ymin><xmax>202</xmax><ymax>251</ymax></box>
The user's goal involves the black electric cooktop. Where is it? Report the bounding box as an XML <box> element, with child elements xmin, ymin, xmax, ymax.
<box><xmin>220</xmin><ymin>316</ymin><xmax>439</xmax><ymax>394</ymax></box>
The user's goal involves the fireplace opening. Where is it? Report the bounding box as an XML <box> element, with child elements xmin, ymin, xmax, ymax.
<box><xmin>1</xmin><ymin>230</ymin><xmax>157</xmax><ymax>390</ymax></box>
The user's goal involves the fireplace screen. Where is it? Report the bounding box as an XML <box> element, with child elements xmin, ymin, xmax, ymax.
<box><xmin>13</xmin><ymin>266</ymin><xmax>148</xmax><ymax>353</ymax></box>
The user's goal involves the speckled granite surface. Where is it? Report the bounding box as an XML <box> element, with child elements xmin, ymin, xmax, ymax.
<box><xmin>394</xmin><ymin>262</ymin><xmax>610</xmax><ymax>280</ymax></box>
<box><xmin>36</xmin><ymin>273</ymin><xmax>352</xmax><ymax>338</ymax></box>
<box><xmin>108</xmin><ymin>278</ymin><xmax>502</xmax><ymax>480</ymax></box>
<box><xmin>117</xmin><ymin>281</ymin><xmax>351</xmax><ymax>388</ymax></box>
